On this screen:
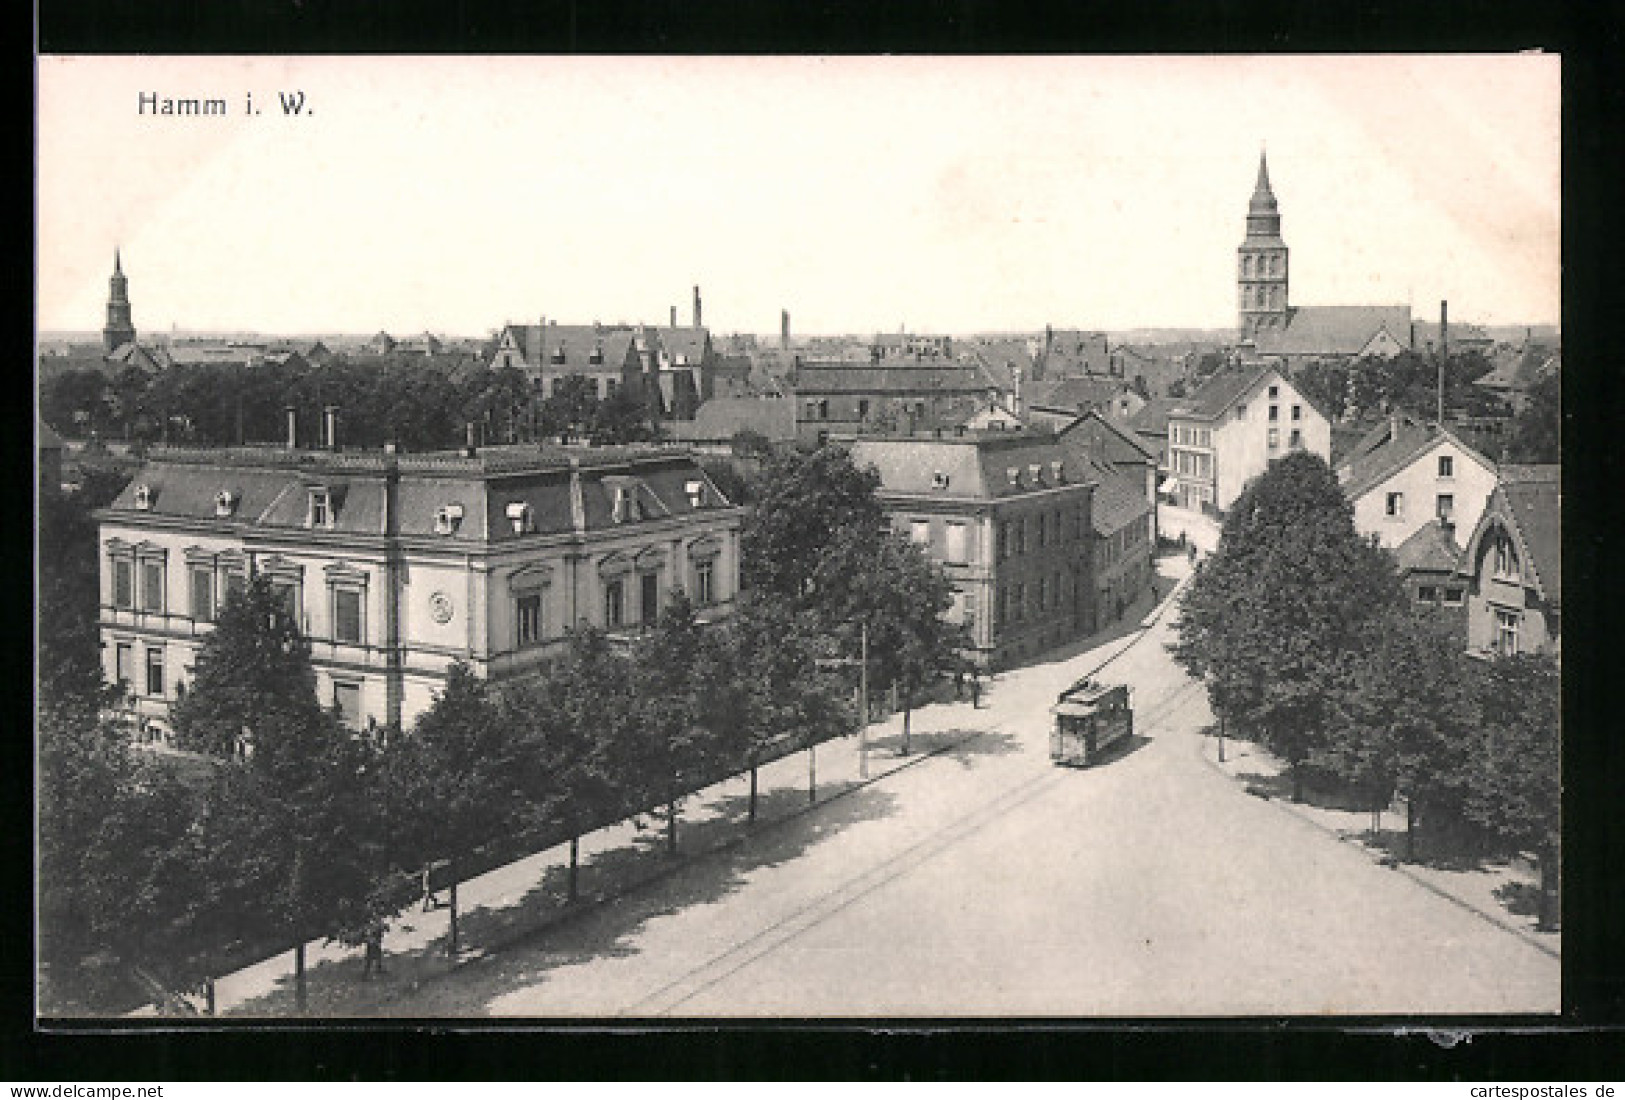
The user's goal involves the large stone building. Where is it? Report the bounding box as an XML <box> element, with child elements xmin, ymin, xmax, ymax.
<box><xmin>1236</xmin><ymin>154</ymin><xmax>1460</xmax><ymax>366</ymax></box>
<box><xmin>96</xmin><ymin>437</ymin><xmax>742</xmax><ymax>737</ymax></box>
<box><xmin>847</xmin><ymin>429</ymin><xmax>1096</xmax><ymax>669</ymax></box>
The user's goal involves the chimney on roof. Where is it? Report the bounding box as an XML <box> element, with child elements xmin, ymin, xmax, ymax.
<box><xmin>286</xmin><ymin>405</ymin><xmax>298</xmax><ymax>449</ymax></box>
<box><xmin>324</xmin><ymin>405</ymin><xmax>340</xmax><ymax>451</ymax></box>
<box><xmin>781</xmin><ymin>309</ymin><xmax>790</xmax><ymax>350</ymax></box>
<box><xmin>692</xmin><ymin>286</ymin><xmax>702</xmax><ymax>328</ymax></box>
<box><xmin>465</xmin><ymin>422</ymin><xmax>478</xmax><ymax>457</ymax></box>
<box><xmin>670</xmin><ymin>305</ymin><xmax>677</xmax><ymax>328</ymax></box>
<box><xmin>1438</xmin><ymin>300</ymin><xmax>1449</xmax><ymax>425</ymax></box>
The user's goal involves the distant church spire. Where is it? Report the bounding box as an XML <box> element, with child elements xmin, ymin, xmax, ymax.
<box><xmin>1238</xmin><ymin>148</ymin><xmax>1289</xmax><ymax>343</ymax></box>
<box><xmin>103</xmin><ymin>249</ymin><xmax>136</xmax><ymax>354</ymax></box>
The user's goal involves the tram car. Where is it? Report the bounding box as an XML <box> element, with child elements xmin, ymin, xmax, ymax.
<box><xmin>1049</xmin><ymin>678</ymin><xmax>1133</xmax><ymax>767</ymax></box>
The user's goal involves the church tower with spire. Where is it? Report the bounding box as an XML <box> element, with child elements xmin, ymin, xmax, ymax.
<box><xmin>103</xmin><ymin>250</ymin><xmax>136</xmax><ymax>353</ymax></box>
<box><xmin>1238</xmin><ymin>151</ymin><xmax>1290</xmax><ymax>342</ymax></box>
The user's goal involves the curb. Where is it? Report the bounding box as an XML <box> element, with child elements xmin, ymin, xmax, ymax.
<box><xmin>1193</xmin><ymin>738</ymin><xmax>1560</xmax><ymax>961</ymax></box>
<box><xmin>221</xmin><ymin>568</ymin><xmax>1190</xmax><ymax>1017</ymax></box>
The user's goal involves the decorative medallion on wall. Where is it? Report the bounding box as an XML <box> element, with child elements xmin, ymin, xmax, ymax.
<box><xmin>428</xmin><ymin>591</ymin><xmax>455</xmax><ymax>624</ymax></box>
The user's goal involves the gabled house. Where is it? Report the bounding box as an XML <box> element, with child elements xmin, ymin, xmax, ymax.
<box><xmin>1164</xmin><ymin>365</ymin><xmax>1332</xmax><ymax>514</ymax></box>
<box><xmin>1459</xmin><ymin>465</ymin><xmax>1560</xmax><ymax>658</ymax></box>
<box><xmin>1392</xmin><ymin>518</ymin><xmax>1467</xmax><ymax>628</ymax></box>
<box><xmin>1336</xmin><ymin>416</ymin><xmax>1498</xmax><ymax>550</ymax></box>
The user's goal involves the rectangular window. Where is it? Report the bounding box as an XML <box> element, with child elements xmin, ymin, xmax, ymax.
<box><xmin>1438</xmin><ymin>455</ymin><xmax>1454</xmax><ymax>478</ymax></box>
<box><xmin>1436</xmin><ymin>494</ymin><xmax>1455</xmax><ymax>521</ymax></box>
<box><xmin>963</xmin><ymin>591</ymin><xmax>977</xmax><ymax>630</ymax></box>
<box><xmin>910</xmin><ymin>519</ymin><xmax>932</xmax><ymax>546</ymax></box>
<box><xmin>1013</xmin><ymin>582</ymin><xmax>1026</xmax><ymax>621</ymax></box>
<box><xmin>270</xmin><ymin>580</ymin><xmax>300</xmax><ymax>621</ymax></box>
<box><xmin>333</xmin><ymin>588</ymin><xmax>363</xmax><ymax>644</ymax></box>
<box><xmin>641</xmin><ymin>572</ymin><xmax>660</xmax><ymax>626</ymax></box>
<box><xmin>1037</xmin><ymin>576</ymin><xmax>1048</xmax><ymax>612</ymax></box>
<box><xmin>694</xmin><ymin>561</ymin><xmax>715</xmax><ymax>606</ymax></box>
<box><xmin>115</xmin><ymin>643</ymin><xmax>132</xmax><ymax>690</ymax></box>
<box><xmin>1417</xmin><ymin>585</ymin><xmax>1439</xmax><ymax>604</ymax></box>
<box><xmin>1267</xmin><ymin>427</ymin><xmax>1280</xmax><ymax>450</ymax></box>
<box><xmin>333</xmin><ymin>681</ymin><xmax>362</xmax><ymax>728</ymax></box>
<box><xmin>945</xmin><ymin>522</ymin><xmax>969</xmax><ymax>565</ymax></box>
<box><xmin>1442</xmin><ymin>587</ymin><xmax>1464</xmax><ymax>607</ymax></box>
<box><xmin>1385</xmin><ymin>492</ymin><xmax>1404</xmax><ymax>518</ymax></box>
<box><xmin>1289</xmin><ymin>429</ymin><xmax>1302</xmax><ymax>449</ymax></box>
<box><xmin>996</xmin><ymin>522</ymin><xmax>1008</xmax><ymax>561</ymax></box>
<box><xmin>1291</xmin><ymin>404</ymin><xmax>1302</xmax><ymax>422</ymax></box>
<box><xmin>1036</xmin><ymin>513</ymin><xmax>1047</xmax><ymax>549</ymax></box>
<box><xmin>223</xmin><ymin>571</ymin><xmax>246</xmax><ymax>608</ymax></box>
<box><xmin>1495</xmin><ymin>609</ymin><xmax>1520</xmax><ymax>656</ymax></box>
<box><xmin>1268</xmin><ymin>384</ymin><xmax>1279</xmax><ymax>399</ymax></box>
<box><xmin>190</xmin><ymin>567</ymin><xmax>215</xmax><ymax>622</ymax></box>
<box><xmin>1016</xmin><ymin>519</ymin><xmax>1027</xmax><ymax>556</ymax></box>
<box><xmin>145</xmin><ymin>647</ymin><xmax>164</xmax><ymax>697</ymax></box>
<box><xmin>140</xmin><ymin>560</ymin><xmax>164</xmax><ymax>614</ymax></box>
<box><xmin>310</xmin><ymin>491</ymin><xmax>330</xmax><ymax>528</ymax></box>
<box><xmin>1268</xmin><ymin>405</ymin><xmax>1279</xmax><ymax>422</ymax></box>
<box><xmin>516</xmin><ymin>592</ymin><xmax>543</xmax><ymax>646</ymax></box>
<box><xmin>1234</xmin><ymin>404</ymin><xmax>1246</xmax><ymax>421</ymax></box>
<box><xmin>113</xmin><ymin>559</ymin><xmax>134</xmax><ymax>609</ymax></box>
<box><xmin>604</xmin><ymin>579</ymin><xmax>624</xmax><ymax>628</ymax></box>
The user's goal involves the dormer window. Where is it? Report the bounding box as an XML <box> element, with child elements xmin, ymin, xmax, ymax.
<box><xmin>684</xmin><ymin>479</ymin><xmax>706</xmax><ymax>508</ymax></box>
<box><xmin>434</xmin><ymin>503</ymin><xmax>465</xmax><ymax>535</ymax></box>
<box><xmin>932</xmin><ymin>471</ymin><xmax>951</xmax><ymax>490</ymax></box>
<box><xmin>1028</xmin><ymin>463</ymin><xmax>1044</xmax><ymax>485</ymax></box>
<box><xmin>133</xmin><ymin>484</ymin><xmax>153</xmax><ymax>510</ymax></box>
<box><xmin>506</xmin><ymin>501</ymin><xmax>535</xmax><ymax>535</ymax></box>
<box><xmin>613</xmin><ymin>486</ymin><xmax>639</xmax><ymax>524</ymax></box>
<box><xmin>308</xmin><ymin>488</ymin><xmax>332</xmax><ymax>529</ymax></box>
<box><xmin>1007</xmin><ymin>467</ymin><xmax>1021</xmax><ymax>487</ymax></box>
<box><xmin>214</xmin><ymin>489</ymin><xmax>238</xmax><ymax>517</ymax></box>
<box><xmin>589</xmin><ymin>345</ymin><xmax>604</xmax><ymax>365</ymax></box>
<box><xmin>1050</xmin><ymin>460</ymin><xmax>1065</xmax><ymax>483</ymax></box>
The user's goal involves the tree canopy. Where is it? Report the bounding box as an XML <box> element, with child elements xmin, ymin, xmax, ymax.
<box><xmin>1171</xmin><ymin>450</ymin><xmax>1404</xmax><ymax>794</ymax></box>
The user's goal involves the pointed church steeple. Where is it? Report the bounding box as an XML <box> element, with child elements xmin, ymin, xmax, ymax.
<box><xmin>1238</xmin><ymin>150</ymin><xmax>1289</xmax><ymax>343</ymax></box>
<box><xmin>103</xmin><ymin>249</ymin><xmax>136</xmax><ymax>354</ymax></box>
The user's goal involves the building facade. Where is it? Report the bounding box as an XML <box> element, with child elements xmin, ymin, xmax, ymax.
<box><xmin>847</xmin><ymin>430</ymin><xmax>1096</xmax><ymax>670</ymax></box>
<box><xmin>97</xmin><ymin>441</ymin><xmax>742</xmax><ymax>737</ymax></box>
<box><xmin>1165</xmin><ymin>366</ymin><xmax>1332</xmax><ymax>514</ymax></box>
<box><xmin>1337</xmin><ymin>419</ymin><xmax>1499</xmax><ymax>550</ymax></box>
<box><xmin>1458</xmin><ymin>465</ymin><xmax>1560</xmax><ymax>659</ymax></box>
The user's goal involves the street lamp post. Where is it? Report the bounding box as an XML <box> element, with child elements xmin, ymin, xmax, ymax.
<box><xmin>858</xmin><ymin>621</ymin><xmax>869</xmax><ymax>779</ymax></box>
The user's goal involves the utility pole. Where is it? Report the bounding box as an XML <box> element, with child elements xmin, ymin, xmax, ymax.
<box><xmin>859</xmin><ymin>622</ymin><xmax>869</xmax><ymax>779</ymax></box>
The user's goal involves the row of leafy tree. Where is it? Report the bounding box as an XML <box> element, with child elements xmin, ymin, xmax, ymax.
<box><xmin>38</xmin><ymin>445</ymin><xmax>965</xmax><ymax>1012</ymax></box>
<box><xmin>40</xmin><ymin>356</ymin><xmax>661</xmax><ymax>451</ymax></box>
<box><xmin>1170</xmin><ymin>451</ymin><xmax>1561</xmax><ymax>926</ymax></box>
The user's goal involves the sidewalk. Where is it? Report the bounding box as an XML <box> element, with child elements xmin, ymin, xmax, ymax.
<box><xmin>1197</xmin><ymin>733</ymin><xmax>1560</xmax><ymax>959</ymax></box>
<box><xmin>181</xmin><ymin>570</ymin><xmax>1185</xmax><ymax>1018</ymax></box>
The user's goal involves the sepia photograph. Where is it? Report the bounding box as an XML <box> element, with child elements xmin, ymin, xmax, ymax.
<box><xmin>35</xmin><ymin>53</ymin><xmax>1561</xmax><ymax>1021</ymax></box>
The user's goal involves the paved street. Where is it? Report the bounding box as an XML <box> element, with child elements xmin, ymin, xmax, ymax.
<box><xmin>373</xmin><ymin>555</ymin><xmax>1558</xmax><ymax>1018</ymax></box>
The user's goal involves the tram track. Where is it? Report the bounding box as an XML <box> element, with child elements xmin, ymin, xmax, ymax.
<box><xmin>624</xmin><ymin>674</ymin><xmax>1209</xmax><ymax>1017</ymax></box>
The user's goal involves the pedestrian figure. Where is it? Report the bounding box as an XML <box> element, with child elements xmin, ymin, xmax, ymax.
<box><xmin>970</xmin><ymin>675</ymin><xmax>982</xmax><ymax>709</ymax></box>
<box><xmin>361</xmin><ymin>918</ymin><xmax>385</xmax><ymax>980</ymax></box>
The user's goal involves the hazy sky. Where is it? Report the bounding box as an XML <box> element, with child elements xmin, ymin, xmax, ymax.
<box><xmin>37</xmin><ymin>54</ymin><xmax>1559</xmax><ymax>337</ymax></box>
